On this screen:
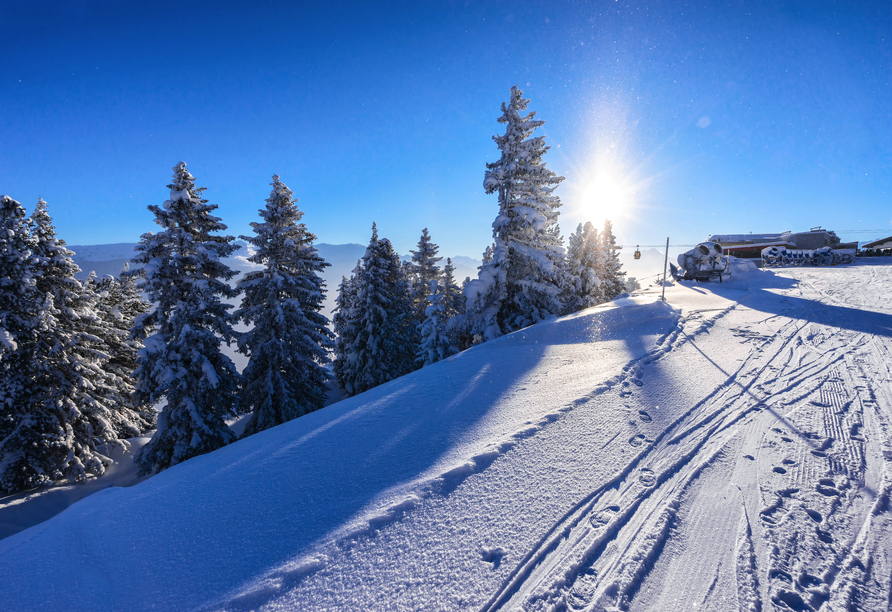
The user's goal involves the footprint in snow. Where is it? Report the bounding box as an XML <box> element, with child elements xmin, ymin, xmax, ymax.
<box><xmin>480</xmin><ymin>546</ymin><xmax>507</xmax><ymax>568</ymax></box>
<box><xmin>816</xmin><ymin>529</ymin><xmax>833</xmax><ymax>544</ymax></box>
<box><xmin>799</xmin><ymin>573</ymin><xmax>822</xmax><ymax>589</ymax></box>
<box><xmin>590</xmin><ymin>505</ymin><xmax>620</xmax><ymax>529</ymax></box>
<box><xmin>772</xmin><ymin>589</ymin><xmax>810</xmax><ymax>611</ymax></box>
<box><xmin>566</xmin><ymin>568</ymin><xmax>598</xmax><ymax>609</ymax></box>
<box><xmin>805</xmin><ymin>508</ymin><xmax>822</xmax><ymax>523</ymax></box>
<box><xmin>638</xmin><ymin>469</ymin><xmax>656</xmax><ymax>487</ymax></box>
<box><xmin>628</xmin><ymin>434</ymin><xmax>646</xmax><ymax>447</ymax></box>
<box><xmin>760</xmin><ymin>505</ymin><xmax>787</xmax><ymax>525</ymax></box>
<box><xmin>817</xmin><ymin>479</ymin><xmax>841</xmax><ymax>497</ymax></box>
<box><xmin>638</xmin><ymin>411</ymin><xmax>652</xmax><ymax>423</ymax></box>
<box><xmin>773</xmin><ymin>466</ymin><xmax>787</xmax><ymax>474</ymax></box>
<box><xmin>768</xmin><ymin>568</ymin><xmax>793</xmax><ymax>583</ymax></box>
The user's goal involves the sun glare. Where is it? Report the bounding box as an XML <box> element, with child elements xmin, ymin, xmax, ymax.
<box><xmin>582</xmin><ymin>173</ymin><xmax>630</xmax><ymax>221</ymax></box>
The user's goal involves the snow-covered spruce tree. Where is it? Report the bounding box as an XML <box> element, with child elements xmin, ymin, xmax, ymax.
<box><xmin>464</xmin><ymin>86</ymin><xmax>566</xmax><ymax>342</ymax></box>
<box><xmin>87</xmin><ymin>270</ymin><xmax>155</xmax><ymax>431</ymax></box>
<box><xmin>562</xmin><ymin>222</ymin><xmax>605</xmax><ymax>314</ymax></box>
<box><xmin>441</xmin><ymin>258</ymin><xmax>465</xmax><ymax>319</ymax></box>
<box><xmin>129</xmin><ymin>162</ymin><xmax>241</xmax><ymax>475</ymax></box>
<box><xmin>409</xmin><ymin>228</ymin><xmax>442</xmax><ymax>323</ymax></box>
<box><xmin>0</xmin><ymin>195</ymin><xmax>42</xmax><ymax>492</ymax></box>
<box><xmin>234</xmin><ymin>176</ymin><xmax>335</xmax><ymax>437</ymax></box>
<box><xmin>416</xmin><ymin>258</ymin><xmax>468</xmax><ymax>367</ymax></box>
<box><xmin>332</xmin><ymin>261</ymin><xmax>361</xmax><ymax>395</ymax></box>
<box><xmin>479</xmin><ymin>244</ymin><xmax>494</xmax><ymax>270</ymax></box>
<box><xmin>0</xmin><ymin>198</ymin><xmax>148</xmax><ymax>491</ymax></box>
<box><xmin>599</xmin><ymin>219</ymin><xmax>626</xmax><ymax>301</ymax></box>
<box><xmin>417</xmin><ymin>281</ymin><xmax>447</xmax><ymax>367</ymax></box>
<box><xmin>32</xmin><ymin>201</ymin><xmax>147</xmax><ymax>443</ymax></box>
<box><xmin>344</xmin><ymin>223</ymin><xmax>414</xmax><ymax>395</ymax></box>
<box><xmin>0</xmin><ymin>196</ymin><xmax>35</xmax><ymax>390</ymax></box>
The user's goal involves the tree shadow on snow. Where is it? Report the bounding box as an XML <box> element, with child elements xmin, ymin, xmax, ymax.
<box><xmin>139</xmin><ymin>329</ymin><xmax>560</xmax><ymax>611</ymax></box>
<box><xmin>709</xmin><ymin>271</ymin><xmax>892</xmax><ymax>339</ymax></box>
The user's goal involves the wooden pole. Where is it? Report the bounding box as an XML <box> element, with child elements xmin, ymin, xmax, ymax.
<box><xmin>661</xmin><ymin>237</ymin><xmax>669</xmax><ymax>302</ymax></box>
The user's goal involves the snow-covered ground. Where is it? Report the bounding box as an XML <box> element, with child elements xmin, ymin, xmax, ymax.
<box><xmin>1</xmin><ymin>260</ymin><xmax>890</xmax><ymax>611</ymax></box>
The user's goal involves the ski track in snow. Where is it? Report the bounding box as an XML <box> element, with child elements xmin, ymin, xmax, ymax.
<box><xmin>477</xmin><ymin>264</ymin><xmax>892</xmax><ymax>612</ymax></box>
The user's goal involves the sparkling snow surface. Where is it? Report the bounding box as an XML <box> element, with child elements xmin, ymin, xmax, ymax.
<box><xmin>1</xmin><ymin>261</ymin><xmax>891</xmax><ymax>611</ymax></box>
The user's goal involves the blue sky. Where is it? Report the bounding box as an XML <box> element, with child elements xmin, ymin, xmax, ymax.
<box><xmin>2</xmin><ymin>0</ymin><xmax>890</xmax><ymax>258</ymax></box>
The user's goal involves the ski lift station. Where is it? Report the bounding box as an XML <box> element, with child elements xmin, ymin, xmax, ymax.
<box><xmin>861</xmin><ymin>234</ymin><xmax>892</xmax><ymax>253</ymax></box>
<box><xmin>707</xmin><ymin>227</ymin><xmax>858</xmax><ymax>261</ymax></box>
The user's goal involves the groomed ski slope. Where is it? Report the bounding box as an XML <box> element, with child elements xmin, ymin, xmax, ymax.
<box><xmin>1</xmin><ymin>260</ymin><xmax>890</xmax><ymax>611</ymax></box>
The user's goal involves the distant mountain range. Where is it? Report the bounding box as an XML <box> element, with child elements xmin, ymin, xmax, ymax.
<box><xmin>67</xmin><ymin>242</ymin><xmax>482</xmax><ymax>318</ymax></box>
<box><xmin>67</xmin><ymin>241</ymin><xmax>660</xmax><ymax>315</ymax></box>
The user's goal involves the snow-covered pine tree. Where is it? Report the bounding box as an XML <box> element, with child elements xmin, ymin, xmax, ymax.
<box><xmin>562</xmin><ymin>222</ymin><xmax>605</xmax><ymax>314</ymax></box>
<box><xmin>31</xmin><ymin>203</ymin><xmax>138</xmax><ymax>447</ymax></box>
<box><xmin>0</xmin><ymin>195</ymin><xmax>43</xmax><ymax>492</ymax></box>
<box><xmin>114</xmin><ymin>263</ymin><xmax>158</xmax><ymax>426</ymax></box>
<box><xmin>332</xmin><ymin>261</ymin><xmax>361</xmax><ymax>395</ymax></box>
<box><xmin>234</xmin><ymin>176</ymin><xmax>335</xmax><ymax>437</ymax></box>
<box><xmin>0</xmin><ymin>198</ymin><xmax>148</xmax><ymax>490</ymax></box>
<box><xmin>465</xmin><ymin>85</ymin><xmax>566</xmax><ymax>342</ymax></box>
<box><xmin>409</xmin><ymin>228</ymin><xmax>442</xmax><ymax>323</ymax></box>
<box><xmin>441</xmin><ymin>258</ymin><xmax>465</xmax><ymax>319</ymax></box>
<box><xmin>479</xmin><ymin>244</ymin><xmax>494</xmax><ymax>270</ymax></box>
<box><xmin>0</xmin><ymin>195</ymin><xmax>35</xmax><ymax>381</ymax></box>
<box><xmin>87</xmin><ymin>271</ymin><xmax>155</xmax><ymax>432</ymax></box>
<box><xmin>129</xmin><ymin>162</ymin><xmax>241</xmax><ymax>475</ymax></box>
<box><xmin>416</xmin><ymin>257</ymin><xmax>467</xmax><ymax>367</ymax></box>
<box><xmin>345</xmin><ymin>223</ymin><xmax>414</xmax><ymax>395</ymax></box>
<box><xmin>599</xmin><ymin>219</ymin><xmax>626</xmax><ymax>301</ymax></box>
<box><xmin>417</xmin><ymin>281</ymin><xmax>447</xmax><ymax>367</ymax></box>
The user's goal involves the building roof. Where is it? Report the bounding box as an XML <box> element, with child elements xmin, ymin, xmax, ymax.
<box><xmin>862</xmin><ymin>235</ymin><xmax>892</xmax><ymax>249</ymax></box>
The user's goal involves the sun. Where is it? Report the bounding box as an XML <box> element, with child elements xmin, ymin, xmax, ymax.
<box><xmin>581</xmin><ymin>173</ymin><xmax>630</xmax><ymax>221</ymax></box>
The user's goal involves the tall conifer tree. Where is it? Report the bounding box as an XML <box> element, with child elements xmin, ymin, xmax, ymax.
<box><xmin>441</xmin><ymin>258</ymin><xmax>465</xmax><ymax>319</ymax></box>
<box><xmin>88</xmin><ymin>271</ymin><xmax>155</xmax><ymax>431</ymax></box>
<box><xmin>562</xmin><ymin>222</ymin><xmax>605</xmax><ymax>313</ymax></box>
<box><xmin>0</xmin><ymin>199</ymin><xmax>147</xmax><ymax>491</ymax></box>
<box><xmin>344</xmin><ymin>224</ymin><xmax>414</xmax><ymax>395</ymax></box>
<box><xmin>0</xmin><ymin>196</ymin><xmax>42</xmax><ymax>492</ymax></box>
<box><xmin>465</xmin><ymin>86</ymin><xmax>566</xmax><ymax>342</ymax></box>
<box><xmin>409</xmin><ymin>228</ymin><xmax>442</xmax><ymax>323</ymax></box>
<box><xmin>333</xmin><ymin>261</ymin><xmax>361</xmax><ymax>395</ymax></box>
<box><xmin>129</xmin><ymin>162</ymin><xmax>241</xmax><ymax>475</ymax></box>
<box><xmin>417</xmin><ymin>256</ymin><xmax>467</xmax><ymax>367</ymax></box>
<box><xmin>599</xmin><ymin>219</ymin><xmax>626</xmax><ymax>301</ymax></box>
<box><xmin>234</xmin><ymin>176</ymin><xmax>334</xmax><ymax>436</ymax></box>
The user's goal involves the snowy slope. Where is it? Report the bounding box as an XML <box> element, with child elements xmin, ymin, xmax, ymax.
<box><xmin>1</xmin><ymin>261</ymin><xmax>891</xmax><ymax>611</ymax></box>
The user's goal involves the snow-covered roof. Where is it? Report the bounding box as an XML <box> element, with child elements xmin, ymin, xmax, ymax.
<box><xmin>862</xmin><ymin>235</ymin><xmax>892</xmax><ymax>249</ymax></box>
<box><xmin>707</xmin><ymin>232</ymin><xmax>791</xmax><ymax>243</ymax></box>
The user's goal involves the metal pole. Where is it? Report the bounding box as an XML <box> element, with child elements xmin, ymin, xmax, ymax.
<box><xmin>661</xmin><ymin>237</ymin><xmax>669</xmax><ymax>302</ymax></box>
